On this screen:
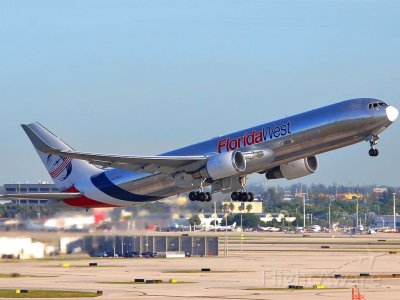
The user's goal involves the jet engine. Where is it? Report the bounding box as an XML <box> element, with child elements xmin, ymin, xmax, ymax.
<box><xmin>197</xmin><ymin>151</ymin><xmax>246</xmax><ymax>180</ymax></box>
<box><xmin>265</xmin><ymin>156</ymin><xmax>318</xmax><ymax>180</ymax></box>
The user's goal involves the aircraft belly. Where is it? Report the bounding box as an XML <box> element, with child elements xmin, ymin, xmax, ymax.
<box><xmin>117</xmin><ymin>174</ymin><xmax>187</xmax><ymax>199</ymax></box>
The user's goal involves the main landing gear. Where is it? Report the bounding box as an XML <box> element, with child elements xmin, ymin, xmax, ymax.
<box><xmin>189</xmin><ymin>191</ymin><xmax>212</xmax><ymax>202</ymax></box>
<box><xmin>368</xmin><ymin>139</ymin><xmax>379</xmax><ymax>157</ymax></box>
<box><xmin>230</xmin><ymin>176</ymin><xmax>254</xmax><ymax>202</ymax></box>
<box><xmin>231</xmin><ymin>191</ymin><xmax>254</xmax><ymax>202</ymax></box>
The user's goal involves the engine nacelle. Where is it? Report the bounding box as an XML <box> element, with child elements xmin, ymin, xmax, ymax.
<box><xmin>265</xmin><ymin>156</ymin><xmax>318</xmax><ymax>180</ymax></box>
<box><xmin>199</xmin><ymin>151</ymin><xmax>246</xmax><ymax>180</ymax></box>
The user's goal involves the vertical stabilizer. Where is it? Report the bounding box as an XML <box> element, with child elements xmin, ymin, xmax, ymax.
<box><xmin>21</xmin><ymin>123</ymin><xmax>101</xmax><ymax>191</ymax></box>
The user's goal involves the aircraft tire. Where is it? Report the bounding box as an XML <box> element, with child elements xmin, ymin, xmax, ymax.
<box><xmin>231</xmin><ymin>192</ymin><xmax>239</xmax><ymax>201</ymax></box>
<box><xmin>369</xmin><ymin>149</ymin><xmax>379</xmax><ymax>157</ymax></box>
<box><xmin>369</xmin><ymin>149</ymin><xmax>375</xmax><ymax>157</ymax></box>
<box><xmin>205</xmin><ymin>192</ymin><xmax>212</xmax><ymax>202</ymax></box>
<box><xmin>198</xmin><ymin>192</ymin><xmax>206</xmax><ymax>202</ymax></box>
<box><xmin>189</xmin><ymin>191</ymin><xmax>197</xmax><ymax>201</ymax></box>
<box><xmin>240</xmin><ymin>192</ymin><xmax>249</xmax><ymax>202</ymax></box>
<box><xmin>248</xmin><ymin>192</ymin><xmax>254</xmax><ymax>202</ymax></box>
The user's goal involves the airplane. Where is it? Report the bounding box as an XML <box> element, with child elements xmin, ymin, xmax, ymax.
<box><xmin>257</xmin><ymin>226</ymin><xmax>281</xmax><ymax>232</ymax></box>
<box><xmin>0</xmin><ymin>98</ymin><xmax>398</xmax><ymax>208</ymax></box>
<box><xmin>208</xmin><ymin>222</ymin><xmax>237</xmax><ymax>232</ymax></box>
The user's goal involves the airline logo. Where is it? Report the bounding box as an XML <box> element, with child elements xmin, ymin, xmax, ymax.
<box><xmin>47</xmin><ymin>154</ymin><xmax>72</xmax><ymax>180</ymax></box>
<box><xmin>218</xmin><ymin>122</ymin><xmax>291</xmax><ymax>153</ymax></box>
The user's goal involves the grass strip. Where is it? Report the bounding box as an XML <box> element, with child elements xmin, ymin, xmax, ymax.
<box><xmin>163</xmin><ymin>270</ymin><xmax>251</xmax><ymax>273</ymax></box>
<box><xmin>0</xmin><ymin>273</ymin><xmax>57</xmax><ymax>278</ymax></box>
<box><xmin>0</xmin><ymin>289</ymin><xmax>99</xmax><ymax>298</ymax></box>
<box><xmin>247</xmin><ymin>287</ymin><xmax>348</xmax><ymax>291</ymax></box>
<box><xmin>98</xmin><ymin>281</ymin><xmax>195</xmax><ymax>284</ymax></box>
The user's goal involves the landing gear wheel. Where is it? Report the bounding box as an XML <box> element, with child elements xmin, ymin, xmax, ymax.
<box><xmin>248</xmin><ymin>192</ymin><xmax>254</xmax><ymax>202</ymax></box>
<box><xmin>369</xmin><ymin>148</ymin><xmax>379</xmax><ymax>157</ymax></box>
<box><xmin>369</xmin><ymin>149</ymin><xmax>375</xmax><ymax>157</ymax></box>
<box><xmin>231</xmin><ymin>192</ymin><xmax>239</xmax><ymax>201</ymax></box>
<box><xmin>189</xmin><ymin>191</ymin><xmax>197</xmax><ymax>201</ymax></box>
<box><xmin>198</xmin><ymin>192</ymin><xmax>206</xmax><ymax>202</ymax></box>
<box><xmin>240</xmin><ymin>192</ymin><xmax>249</xmax><ymax>202</ymax></box>
<box><xmin>205</xmin><ymin>192</ymin><xmax>212</xmax><ymax>202</ymax></box>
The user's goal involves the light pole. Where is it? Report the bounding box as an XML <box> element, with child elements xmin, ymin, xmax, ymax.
<box><xmin>328</xmin><ymin>203</ymin><xmax>331</xmax><ymax>231</ymax></box>
<box><xmin>356</xmin><ymin>198</ymin><xmax>359</xmax><ymax>228</ymax></box>
<box><xmin>393</xmin><ymin>193</ymin><xmax>396</xmax><ymax>231</ymax></box>
<box><xmin>224</xmin><ymin>210</ymin><xmax>228</xmax><ymax>256</ymax></box>
<box><xmin>240</xmin><ymin>212</ymin><xmax>243</xmax><ymax>254</ymax></box>
<box><xmin>295</xmin><ymin>206</ymin><xmax>300</xmax><ymax>228</ymax></box>
<box><xmin>18</xmin><ymin>182</ymin><xmax>21</xmax><ymax>206</ymax></box>
<box><xmin>302</xmin><ymin>193</ymin><xmax>306</xmax><ymax>228</ymax></box>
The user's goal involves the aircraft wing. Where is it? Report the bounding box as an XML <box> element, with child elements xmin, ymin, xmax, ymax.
<box><xmin>0</xmin><ymin>193</ymin><xmax>82</xmax><ymax>200</ymax></box>
<box><xmin>43</xmin><ymin>151</ymin><xmax>207</xmax><ymax>173</ymax></box>
<box><xmin>22</xmin><ymin>124</ymin><xmax>208</xmax><ymax>173</ymax></box>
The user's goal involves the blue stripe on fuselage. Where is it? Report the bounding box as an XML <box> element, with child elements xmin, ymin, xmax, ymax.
<box><xmin>91</xmin><ymin>172</ymin><xmax>161</xmax><ymax>202</ymax></box>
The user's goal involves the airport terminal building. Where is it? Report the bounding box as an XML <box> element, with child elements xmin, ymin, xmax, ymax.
<box><xmin>374</xmin><ymin>215</ymin><xmax>400</xmax><ymax>230</ymax></box>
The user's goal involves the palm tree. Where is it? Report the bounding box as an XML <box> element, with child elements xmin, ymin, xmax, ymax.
<box><xmin>189</xmin><ymin>215</ymin><xmax>201</xmax><ymax>226</ymax></box>
<box><xmin>246</xmin><ymin>204</ymin><xmax>253</xmax><ymax>213</ymax></box>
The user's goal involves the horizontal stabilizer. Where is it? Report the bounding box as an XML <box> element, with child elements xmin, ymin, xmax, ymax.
<box><xmin>0</xmin><ymin>192</ymin><xmax>82</xmax><ymax>200</ymax></box>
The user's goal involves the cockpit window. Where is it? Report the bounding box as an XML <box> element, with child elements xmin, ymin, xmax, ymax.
<box><xmin>369</xmin><ymin>102</ymin><xmax>388</xmax><ymax>110</ymax></box>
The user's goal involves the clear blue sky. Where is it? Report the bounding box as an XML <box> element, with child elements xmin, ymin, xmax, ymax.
<box><xmin>0</xmin><ymin>0</ymin><xmax>399</xmax><ymax>186</ymax></box>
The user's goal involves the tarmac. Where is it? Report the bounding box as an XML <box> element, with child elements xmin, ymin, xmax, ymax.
<box><xmin>1</xmin><ymin>232</ymin><xmax>400</xmax><ymax>299</ymax></box>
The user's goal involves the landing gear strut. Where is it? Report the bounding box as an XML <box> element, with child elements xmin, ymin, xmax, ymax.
<box><xmin>230</xmin><ymin>176</ymin><xmax>254</xmax><ymax>202</ymax></box>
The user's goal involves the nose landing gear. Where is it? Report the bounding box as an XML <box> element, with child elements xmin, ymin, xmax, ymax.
<box><xmin>367</xmin><ymin>135</ymin><xmax>380</xmax><ymax>157</ymax></box>
<box><xmin>368</xmin><ymin>139</ymin><xmax>379</xmax><ymax>157</ymax></box>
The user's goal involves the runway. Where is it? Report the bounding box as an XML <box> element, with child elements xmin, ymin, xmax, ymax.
<box><xmin>0</xmin><ymin>232</ymin><xmax>400</xmax><ymax>299</ymax></box>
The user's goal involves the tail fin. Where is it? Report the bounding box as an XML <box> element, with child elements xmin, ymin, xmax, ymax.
<box><xmin>21</xmin><ymin>122</ymin><xmax>100</xmax><ymax>191</ymax></box>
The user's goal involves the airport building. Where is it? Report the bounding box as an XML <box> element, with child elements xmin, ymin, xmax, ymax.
<box><xmin>69</xmin><ymin>235</ymin><xmax>219</xmax><ymax>257</ymax></box>
<box><xmin>374</xmin><ymin>215</ymin><xmax>400</xmax><ymax>230</ymax></box>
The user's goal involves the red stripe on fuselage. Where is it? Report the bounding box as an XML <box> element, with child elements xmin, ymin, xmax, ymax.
<box><xmin>63</xmin><ymin>186</ymin><xmax>119</xmax><ymax>208</ymax></box>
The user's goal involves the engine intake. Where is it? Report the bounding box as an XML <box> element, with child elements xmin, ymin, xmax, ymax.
<box><xmin>198</xmin><ymin>151</ymin><xmax>246</xmax><ymax>180</ymax></box>
<box><xmin>265</xmin><ymin>156</ymin><xmax>318</xmax><ymax>180</ymax></box>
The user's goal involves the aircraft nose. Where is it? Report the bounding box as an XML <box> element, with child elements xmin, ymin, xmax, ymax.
<box><xmin>386</xmin><ymin>106</ymin><xmax>399</xmax><ymax>122</ymax></box>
